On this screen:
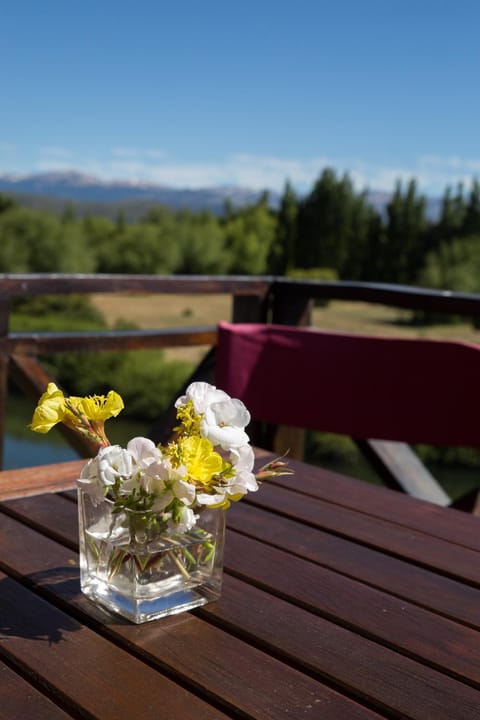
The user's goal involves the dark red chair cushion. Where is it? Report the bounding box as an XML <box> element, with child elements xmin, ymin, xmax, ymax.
<box><xmin>215</xmin><ymin>321</ymin><xmax>480</xmax><ymax>448</ymax></box>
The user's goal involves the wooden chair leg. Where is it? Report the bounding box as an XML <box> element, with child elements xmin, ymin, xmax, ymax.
<box><xmin>356</xmin><ymin>438</ymin><xmax>451</xmax><ymax>507</ymax></box>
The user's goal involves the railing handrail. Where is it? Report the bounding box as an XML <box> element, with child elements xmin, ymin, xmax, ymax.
<box><xmin>3</xmin><ymin>273</ymin><xmax>480</xmax><ymax>469</ymax></box>
<box><xmin>2</xmin><ymin>272</ymin><xmax>480</xmax><ymax>314</ymax></box>
<box><xmin>0</xmin><ymin>273</ymin><xmax>274</xmax><ymax>299</ymax></box>
<box><xmin>5</xmin><ymin>326</ymin><xmax>218</xmax><ymax>355</ymax></box>
<box><xmin>272</xmin><ymin>278</ymin><xmax>480</xmax><ymax>317</ymax></box>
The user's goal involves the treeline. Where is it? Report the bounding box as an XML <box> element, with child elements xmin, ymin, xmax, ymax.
<box><xmin>275</xmin><ymin>170</ymin><xmax>480</xmax><ymax>292</ymax></box>
<box><xmin>2</xmin><ymin>168</ymin><xmax>480</xmax><ymax>292</ymax></box>
<box><xmin>0</xmin><ymin>192</ymin><xmax>276</xmax><ymax>275</ymax></box>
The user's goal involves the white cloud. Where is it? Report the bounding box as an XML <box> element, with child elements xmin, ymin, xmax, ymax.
<box><xmin>38</xmin><ymin>146</ymin><xmax>72</xmax><ymax>158</ymax></box>
<box><xmin>145</xmin><ymin>148</ymin><xmax>166</xmax><ymax>160</ymax></box>
<box><xmin>111</xmin><ymin>147</ymin><xmax>139</xmax><ymax>158</ymax></box>
<box><xmin>419</xmin><ymin>155</ymin><xmax>480</xmax><ymax>173</ymax></box>
<box><xmin>111</xmin><ymin>147</ymin><xmax>166</xmax><ymax>160</ymax></box>
<box><xmin>348</xmin><ymin>156</ymin><xmax>480</xmax><ymax>196</ymax></box>
<box><xmin>36</xmin><ymin>160</ymin><xmax>73</xmax><ymax>172</ymax></box>
<box><xmin>103</xmin><ymin>153</ymin><xmax>331</xmax><ymax>191</ymax></box>
<box><xmin>28</xmin><ymin>149</ymin><xmax>480</xmax><ymax>196</ymax></box>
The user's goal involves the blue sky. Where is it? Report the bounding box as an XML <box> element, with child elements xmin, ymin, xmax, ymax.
<box><xmin>1</xmin><ymin>0</ymin><xmax>479</xmax><ymax>196</ymax></box>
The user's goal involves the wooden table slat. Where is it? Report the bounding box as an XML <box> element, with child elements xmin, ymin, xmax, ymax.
<box><xmin>7</xmin><ymin>490</ymin><xmax>480</xmax><ymax>635</ymax></box>
<box><xmin>200</xmin><ymin>575</ymin><xmax>480</xmax><ymax>720</ymax></box>
<box><xmin>0</xmin><ymin>660</ymin><xmax>75</xmax><ymax>719</ymax></box>
<box><xmin>5</xmin><ymin>493</ymin><xmax>480</xmax><ymax>688</ymax></box>
<box><xmin>247</xmin><ymin>481</ymin><xmax>480</xmax><ymax>585</ymax></box>
<box><xmin>0</xmin><ymin>513</ymin><xmax>374</xmax><ymax>720</ymax></box>
<box><xmin>3</xmin><ymin>504</ymin><xmax>480</xmax><ymax>720</ymax></box>
<box><xmin>2</xmin><ymin>452</ymin><xmax>480</xmax><ymax>720</ymax></box>
<box><xmin>0</xmin><ymin>460</ymin><xmax>83</xmax><ymax>501</ymax></box>
<box><xmin>265</xmin><ymin>458</ymin><xmax>480</xmax><ymax>551</ymax></box>
<box><xmin>0</xmin><ymin>572</ymin><xmax>231</xmax><ymax>720</ymax></box>
<box><xmin>228</xmin><ymin>500</ymin><xmax>480</xmax><ymax>629</ymax></box>
<box><xmin>224</xmin><ymin>531</ymin><xmax>480</xmax><ymax>688</ymax></box>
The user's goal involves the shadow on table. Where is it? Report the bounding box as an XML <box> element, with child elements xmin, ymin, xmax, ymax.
<box><xmin>0</xmin><ymin>566</ymin><xmax>81</xmax><ymax>644</ymax></box>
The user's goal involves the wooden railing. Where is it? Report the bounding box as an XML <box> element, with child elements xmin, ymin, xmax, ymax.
<box><xmin>3</xmin><ymin>273</ymin><xmax>480</xmax><ymax>506</ymax></box>
<box><xmin>0</xmin><ymin>274</ymin><xmax>274</xmax><ymax>466</ymax></box>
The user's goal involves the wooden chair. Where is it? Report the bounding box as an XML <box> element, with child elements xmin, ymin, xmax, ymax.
<box><xmin>215</xmin><ymin>321</ymin><xmax>480</xmax><ymax>511</ymax></box>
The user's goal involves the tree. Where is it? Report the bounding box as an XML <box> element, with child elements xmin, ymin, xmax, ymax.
<box><xmin>175</xmin><ymin>211</ymin><xmax>230</xmax><ymax>274</ymax></box>
<box><xmin>343</xmin><ymin>200</ymin><xmax>384</xmax><ymax>281</ymax></box>
<box><xmin>0</xmin><ymin>206</ymin><xmax>93</xmax><ymax>273</ymax></box>
<box><xmin>438</xmin><ymin>184</ymin><xmax>465</xmax><ymax>241</ymax></box>
<box><xmin>419</xmin><ymin>234</ymin><xmax>480</xmax><ymax>308</ymax></box>
<box><xmin>97</xmin><ymin>223</ymin><xmax>180</xmax><ymax>274</ymax></box>
<box><xmin>296</xmin><ymin>168</ymin><xmax>376</xmax><ymax>278</ymax></box>
<box><xmin>269</xmin><ymin>181</ymin><xmax>298</xmax><ymax>274</ymax></box>
<box><xmin>223</xmin><ymin>197</ymin><xmax>277</xmax><ymax>275</ymax></box>
<box><xmin>383</xmin><ymin>179</ymin><xmax>427</xmax><ymax>284</ymax></box>
<box><xmin>424</xmin><ymin>183</ymin><xmax>466</xmax><ymax>261</ymax></box>
<box><xmin>0</xmin><ymin>193</ymin><xmax>16</xmax><ymax>215</ymax></box>
<box><xmin>462</xmin><ymin>180</ymin><xmax>480</xmax><ymax>236</ymax></box>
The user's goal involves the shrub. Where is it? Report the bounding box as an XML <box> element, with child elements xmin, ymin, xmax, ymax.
<box><xmin>12</xmin><ymin>295</ymin><xmax>106</xmax><ymax>329</ymax></box>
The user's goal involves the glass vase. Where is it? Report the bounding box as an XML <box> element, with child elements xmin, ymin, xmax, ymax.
<box><xmin>78</xmin><ymin>489</ymin><xmax>226</xmax><ymax>623</ymax></box>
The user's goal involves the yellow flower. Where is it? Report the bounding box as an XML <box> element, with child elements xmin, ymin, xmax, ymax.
<box><xmin>30</xmin><ymin>383</ymin><xmax>67</xmax><ymax>433</ymax></box>
<box><xmin>178</xmin><ymin>435</ymin><xmax>224</xmax><ymax>485</ymax></box>
<box><xmin>76</xmin><ymin>391</ymin><xmax>124</xmax><ymax>422</ymax></box>
<box><xmin>30</xmin><ymin>386</ymin><xmax>123</xmax><ymax>449</ymax></box>
<box><xmin>174</xmin><ymin>400</ymin><xmax>201</xmax><ymax>437</ymax></box>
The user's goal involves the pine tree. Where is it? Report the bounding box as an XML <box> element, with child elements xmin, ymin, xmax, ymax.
<box><xmin>384</xmin><ymin>179</ymin><xmax>427</xmax><ymax>284</ymax></box>
<box><xmin>269</xmin><ymin>180</ymin><xmax>298</xmax><ymax>274</ymax></box>
<box><xmin>463</xmin><ymin>180</ymin><xmax>480</xmax><ymax>236</ymax></box>
<box><xmin>296</xmin><ymin>168</ymin><xmax>375</xmax><ymax>278</ymax></box>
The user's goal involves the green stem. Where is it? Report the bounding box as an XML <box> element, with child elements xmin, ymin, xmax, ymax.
<box><xmin>168</xmin><ymin>550</ymin><xmax>191</xmax><ymax>579</ymax></box>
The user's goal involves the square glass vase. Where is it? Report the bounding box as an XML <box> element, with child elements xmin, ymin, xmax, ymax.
<box><xmin>78</xmin><ymin>489</ymin><xmax>226</xmax><ymax>624</ymax></box>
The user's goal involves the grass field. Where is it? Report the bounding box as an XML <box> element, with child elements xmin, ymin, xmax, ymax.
<box><xmin>90</xmin><ymin>293</ymin><xmax>232</xmax><ymax>362</ymax></box>
<box><xmin>312</xmin><ymin>302</ymin><xmax>480</xmax><ymax>342</ymax></box>
<box><xmin>90</xmin><ymin>292</ymin><xmax>480</xmax><ymax>347</ymax></box>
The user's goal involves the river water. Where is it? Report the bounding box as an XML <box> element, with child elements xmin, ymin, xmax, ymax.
<box><xmin>3</xmin><ymin>394</ymin><xmax>149</xmax><ymax>470</ymax></box>
<box><xmin>4</xmin><ymin>433</ymin><xmax>78</xmax><ymax>469</ymax></box>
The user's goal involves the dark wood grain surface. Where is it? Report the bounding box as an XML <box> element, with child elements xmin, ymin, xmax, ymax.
<box><xmin>1</xmin><ymin>452</ymin><xmax>480</xmax><ymax>719</ymax></box>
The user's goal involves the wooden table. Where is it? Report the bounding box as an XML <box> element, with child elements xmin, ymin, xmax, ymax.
<box><xmin>2</xmin><ymin>452</ymin><xmax>480</xmax><ymax>719</ymax></box>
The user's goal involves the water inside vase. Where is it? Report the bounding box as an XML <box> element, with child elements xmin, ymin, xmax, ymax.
<box><xmin>84</xmin><ymin>524</ymin><xmax>217</xmax><ymax>598</ymax></box>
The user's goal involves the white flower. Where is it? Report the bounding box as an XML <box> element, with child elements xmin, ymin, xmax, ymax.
<box><xmin>173</xmin><ymin>478</ymin><xmax>196</xmax><ymax>506</ymax></box>
<box><xmin>168</xmin><ymin>505</ymin><xmax>198</xmax><ymax>533</ymax></box>
<box><xmin>175</xmin><ymin>381</ymin><xmax>229</xmax><ymax>414</ymax></box>
<box><xmin>231</xmin><ymin>443</ymin><xmax>255</xmax><ymax>472</ymax></box>
<box><xmin>127</xmin><ymin>436</ymin><xmax>162</xmax><ymax>469</ymax></box>
<box><xmin>196</xmin><ymin>490</ymin><xmax>227</xmax><ymax>506</ymax></box>
<box><xmin>77</xmin><ymin>457</ymin><xmax>105</xmax><ymax>506</ymax></box>
<box><xmin>146</xmin><ymin>459</ymin><xmax>196</xmax><ymax>512</ymax></box>
<box><xmin>200</xmin><ymin>398</ymin><xmax>251</xmax><ymax>449</ymax></box>
<box><xmin>97</xmin><ymin>445</ymin><xmax>133</xmax><ymax>487</ymax></box>
<box><xmin>196</xmin><ymin>444</ymin><xmax>258</xmax><ymax>508</ymax></box>
<box><xmin>230</xmin><ymin>445</ymin><xmax>258</xmax><ymax>493</ymax></box>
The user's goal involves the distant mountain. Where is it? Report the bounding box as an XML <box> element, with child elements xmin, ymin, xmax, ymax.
<box><xmin>0</xmin><ymin>170</ymin><xmax>442</xmax><ymax>221</ymax></box>
<box><xmin>0</xmin><ymin>171</ymin><xmax>278</xmax><ymax>217</ymax></box>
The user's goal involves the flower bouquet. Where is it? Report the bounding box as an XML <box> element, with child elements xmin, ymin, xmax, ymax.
<box><xmin>31</xmin><ymin>381</ymin><xmax>292</xmax><ymax>623</ymax></box>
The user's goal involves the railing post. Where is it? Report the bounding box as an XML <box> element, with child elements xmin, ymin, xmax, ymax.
<box><xmin>232</xmin><ymin>292</ymin><xmax>270</xmax><ymax>323</ymax></box>
<box><xmin>0</xmin><ymin>297</ymin><xmax>10</xmax><ymax>469</ymax></box>
<box><xmin>271</xmin><ymin>285</ymin><xmax>313</xmax><ymax>326</ymax></box>
<box><xmin>230</xmin><ymin>291</ymin><xmax>271</xmax><ymax>449</ymax></box>
<box><xmin>270</xmin><ymin>283</ymin><xmax>313</xmax><ymax>459</ymax></box>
